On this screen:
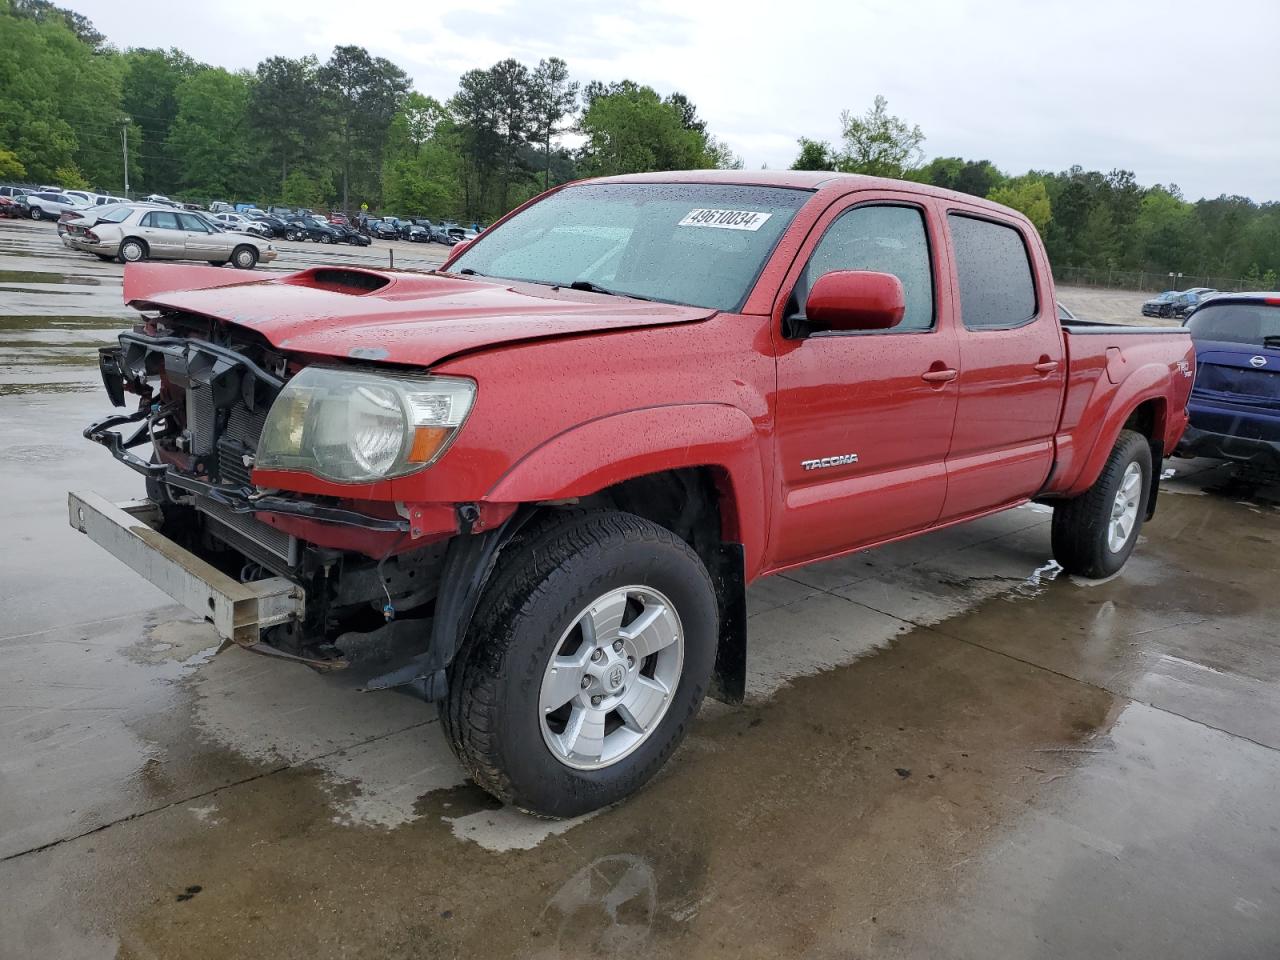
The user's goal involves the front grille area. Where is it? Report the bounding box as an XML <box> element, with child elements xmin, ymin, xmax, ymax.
<box><xmin>185</xmin><ymin>376</ymin><xmax>293</xmax><ymax>567</ymax></box>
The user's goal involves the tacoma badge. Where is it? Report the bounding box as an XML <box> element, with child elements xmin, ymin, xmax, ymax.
<box><xmin>802</xmin><ymin>453</ymin><xmax>859</xmax><ymax>471</ymax></box>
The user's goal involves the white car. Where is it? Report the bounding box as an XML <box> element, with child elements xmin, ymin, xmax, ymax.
<box><xmin>211</xmin><ymin>212</ymin><xmax>270</xmax><ymax>237</ymax></box>
<box><xmin>25</xmin><ymin>191</ymin><xmax>91</xmax><ymax>221</ymax></box>
<box><xmin>68</xmin><ymin>205</ymin><xmax>277</xmax><ymax>269</ymax></box>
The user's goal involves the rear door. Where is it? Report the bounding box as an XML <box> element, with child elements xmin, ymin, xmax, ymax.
<box><xmin>771</xmin><ymin>192</ymin><xmax>959</xmax><ymax>567</ymax></box>
<box><xmin>138</xmin><ymin>210</ymin><xmax>185</xmax><ymax>258</ymax></box>
<box><xmin>938</xmin><ymin>210</ymin><xmax>1065</xmax><ymax>519</ymax></box>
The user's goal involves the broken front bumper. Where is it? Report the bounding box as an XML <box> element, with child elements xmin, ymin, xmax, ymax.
<box><xmin>67</xmin><ymin>491</ymin><xmax>305</xmax><ymax>646</ymax></box>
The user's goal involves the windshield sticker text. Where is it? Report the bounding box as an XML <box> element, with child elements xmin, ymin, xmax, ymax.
<box><xmin>678</xmin><ymin>209</ymin><xmax>773</xmax><ymax>231</ymax></box>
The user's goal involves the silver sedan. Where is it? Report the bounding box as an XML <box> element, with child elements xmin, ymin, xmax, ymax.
<box><xmin>67</xmin><ymin>206</ymin><xmax>277</xmax><ymax>269</ymax></box>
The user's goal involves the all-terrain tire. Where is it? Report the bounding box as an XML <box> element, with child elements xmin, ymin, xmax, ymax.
<box><xmin>1051</xmin><ymin>429</ymin><xmax>1152</xmax><ymax>578</ymax></box>
<box><xmin>440</xmin><ymin>510</ymin><xmax>718</xmax><ymax>818</ymax></box>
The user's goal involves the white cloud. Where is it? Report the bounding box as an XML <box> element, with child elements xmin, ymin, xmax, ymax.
<box><xmin>68</xmin><ymin>0</ymin><xmax>1280</xmax><ymax>200</ymax></box>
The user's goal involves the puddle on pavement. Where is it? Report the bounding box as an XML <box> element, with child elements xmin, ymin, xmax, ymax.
<box><xmin>0</xmin><ymin>315</ymin><xmax>130</xmax><ymax>331</ymax></box>
<box><xmin>6</xmin><ymin>582</ymin><xmax>1127</xmax><ymax>960</ymax></box>
<box><xmin>0</xmin><ymin>269</ymin><xmax>107</xmax><ymax>286</ymax></box>
<box><xmin>0</xmin><ymin>380</ymin><xmax>98</xmax><ymax>396</ymax></box>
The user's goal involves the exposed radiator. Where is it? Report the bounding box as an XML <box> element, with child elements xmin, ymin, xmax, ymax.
<box><xmin>198</xmin><ymin>498</ymin><xmax>299</xmax><ymax>569</ymax></box>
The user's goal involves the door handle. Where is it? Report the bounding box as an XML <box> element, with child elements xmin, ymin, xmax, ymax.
<box><xmin>1034</xmin><ymin>359</ymin><xmax>1060</xmax><ymax>374</ymax></box>
<box><xmin>921</xmin><ymin>368</ymin><xmax>958</xmax><ymax>384</ymax></box>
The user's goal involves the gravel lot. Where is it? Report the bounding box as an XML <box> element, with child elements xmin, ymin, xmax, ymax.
<box><xmin>2</xmin><ymin>218</ymin><xmax>1278</xmax><ymax>960</ymax></box>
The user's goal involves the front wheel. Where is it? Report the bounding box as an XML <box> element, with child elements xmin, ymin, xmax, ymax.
<box><xmin>441</xmin><ymin>511</ymin><xmax>718</xmax><ymax>818</ymax></box>
<box><xmin>1051</xmin><ymin>429</ymin><xmax>1152</xmax><ymax>578</ymax></box>
<box><xmin>30</xmin><ymin>207</ymin><xmax>43</xmax><ymax>221</ymax></box>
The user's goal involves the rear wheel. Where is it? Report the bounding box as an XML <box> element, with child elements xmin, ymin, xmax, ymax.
<box><xmin>1051</xmin><ymin>429</ymin><xmax>1152</xmax><ymax>578</ymax></box>
<box><xmin>30</xmin><ymin>207</ymin><xmax>43</xmax><ymax>221</ymax></box>
<box><xmin>442</xmin><ymin>511</ymin><xmax>718</xmax><ymax>818</ymax></box>
<box><xmin>118</xmin><ymin>238</ymin><xmax>147</xmax><ymax>263</ymax></box>
<box><xmin>231</xmin><ymin>245</ymin><xmax>258</xmax><ymax>269</ymax></box>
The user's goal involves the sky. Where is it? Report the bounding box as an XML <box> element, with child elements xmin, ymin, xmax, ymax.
<box><xmin>67</xmin><ymin>0</ymin><xmax>1280</xmax><ymax>202</ymax></box>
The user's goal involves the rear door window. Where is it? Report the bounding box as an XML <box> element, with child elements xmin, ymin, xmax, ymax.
<box><xmin>948</xmin><ymin>214</ymin><xmax>1038</xmax><ymax>329</ymax></box>
<box><xmin>143</xmin><ymin>211</ymin><xmax>180</xmax><ymax>230</ymax></box>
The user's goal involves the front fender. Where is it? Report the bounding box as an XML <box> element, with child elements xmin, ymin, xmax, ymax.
<box><xmin>485</xmin><ymin>403</ymin><xmax>771</xmax><ymax>575</ymax></box>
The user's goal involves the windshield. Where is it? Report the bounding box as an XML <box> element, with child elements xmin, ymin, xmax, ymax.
<box><xmin>448</xmin><ymin>182</ymin><xmax>811</xmax><ymax>311</ymax></box>
<box><xmin>1187</xmin><ymin>302</ymin><xmax>1280</xmax><ymax>348</ymax></box>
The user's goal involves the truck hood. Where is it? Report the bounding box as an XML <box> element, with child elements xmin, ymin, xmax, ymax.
<box><xmin>123</xmin><ymin>263</ymin><xmax>715</xmax><ymax>366</ymax></box>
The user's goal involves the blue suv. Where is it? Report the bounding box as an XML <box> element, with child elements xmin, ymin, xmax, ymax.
<box><xmin>1177</xmin><ymin>293</ymin><xmax>1280</xmax><ymax>471</ymax></box>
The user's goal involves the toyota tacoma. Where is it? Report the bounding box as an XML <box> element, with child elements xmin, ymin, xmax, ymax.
<box><xmin>71</xmin><ymin>171</ymin><xmax>1196</xmax><ymax>817</ymax></box>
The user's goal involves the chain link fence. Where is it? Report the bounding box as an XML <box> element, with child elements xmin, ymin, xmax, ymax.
<box><xmin>1054</xmin><ymin>265</ymin><xmax>1272</xmax><ymax>294</ymax></box>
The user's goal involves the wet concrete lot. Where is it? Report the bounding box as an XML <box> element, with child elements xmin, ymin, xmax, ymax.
<box><xmin>2</xmin><ymin>219</ymin><xmax>1278</xmax><ymax>959</ymax></box>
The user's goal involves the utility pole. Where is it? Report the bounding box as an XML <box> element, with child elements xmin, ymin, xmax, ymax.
<box><xmin>120</xmin><ymin>118</ymin><xmax>130</xmax><ymax>198</ymax></box>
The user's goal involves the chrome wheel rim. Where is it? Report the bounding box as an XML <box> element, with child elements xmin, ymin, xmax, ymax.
<box><xmin>235</xmin><ymin>250</ymin><xmax>253</xmax><ymax>267</ymax></box>
<box><xmin>538</xmin><ymin>585</ymin><xmax>683</xmax><ymax>771</ymax></box>
<box><xmin>1108</xmin><ymin>461</ymin><xmax>1143</xmax><ymax>553</ymax></box>
<box><xmin>122</xmin><ymin>243</ymin><xmax>142</xmax><ymax>261</ymax></box>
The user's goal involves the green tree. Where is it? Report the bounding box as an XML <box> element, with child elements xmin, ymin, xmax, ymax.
<box><xmin>987</xmin><ymin>176</ymin><xmax>1052</xmax><ymax>234</ymax></box>
<box><xmin>835</xmin><ymin>95</ymin><xmax>924</xmax><ymax>178</ymax></box>
<box><xmin>248</xmin><ymin>55</ymin><xmax>323</xmax><ymax>195</ymax></box>
<box><xmin>317</xmin><ymin>45</ymin><xmax>411</xmax><ymax>212</ymax></box>
<box><xmin>0</xmin><ymin>147</ymin><xmax>26</xmax><ymax>178</ymax></box>
<box><xmin>1075</xmin><ymin>203</ymin><xmax>1120</xmax><ymax>269</ymax></box>
<box><xmin>122</xmin><ymin>48</ymin><xmax>201</xmax><ymax>193</ymax></box>
<box><xmin>528</xmin><ymin>57</ymin><xmax>578</xmax><ymax>191</ymax></box>
<box><xmin>791</xmin><ymin>137</ymin><xmax>835</xmax><ymax>171</ymax></box>
<box><xmin>167</xmin><ymin>68</ymin><xmax>254</xmax><ymax>198</ymax></box>
<box><xmin>577</xmin><ymin>81</ymin><xmax>714</xmax><ymax>177</ymax></box>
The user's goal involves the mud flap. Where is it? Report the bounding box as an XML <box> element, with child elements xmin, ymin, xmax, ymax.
<box><xmin>708</xmin><ymin>542</ymin><xmax>747</xmax><ymax>704</ymax></box>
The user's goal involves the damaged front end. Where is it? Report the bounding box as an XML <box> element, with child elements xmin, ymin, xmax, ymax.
<box><xmin>73</xmin><ymin>315</ymin><xmax>497</xmax><ymax>700</ymax></box>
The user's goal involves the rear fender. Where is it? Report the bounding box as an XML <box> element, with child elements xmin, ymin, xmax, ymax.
<box><xmin>1058</xmin><ymin>364</ymin><xmax>1172</xmax><ymax>498</ymax></box>
<box><xmin>485</xmin><ymin>403</ymin><xmax>770</xmax><ymax>576</ymax></box>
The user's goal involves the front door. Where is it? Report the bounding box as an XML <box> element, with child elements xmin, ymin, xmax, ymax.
<box><xmin>772</xmin><ymin>196</ymin><xmax>959</xmax><ymax>568</ymax></box>
<box><xmin>178</xmin><ymin>212</ymin><xmax>225</xmax><ymax>261</ymax></box>
<box><xmin>939</xmin><ymin>211</ymin><xmax>1066</xmax><ymax>519</ymax></box>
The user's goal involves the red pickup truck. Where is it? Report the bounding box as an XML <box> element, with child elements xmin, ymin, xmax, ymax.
<box><xmin>71</xmin><ymin>171</ymin><xmax>1194</xmax><ymax>817</ymax></box>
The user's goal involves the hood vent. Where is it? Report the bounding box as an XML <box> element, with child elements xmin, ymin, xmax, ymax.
<box><xmin>284</xmin><ymin>268</ymin><xmax>392</xmax><ymax>295</ymax></box>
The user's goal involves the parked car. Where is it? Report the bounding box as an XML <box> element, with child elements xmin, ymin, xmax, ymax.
<box><xmin>328</xmin><ymin>212</ymin><xmax>349</xmax><ymax>226</ymax></box>
<box><xmin>66</xmin><ymin>205</ymin><xmax>276</xmax><ymax>268</ymax></box>
<box><xmin>286</xmin><ymin>216</ymin><xmax>343</xmax><ymax>243</ymax></box>
<box><xmin>0</xmin><ymin>195</ymin><xmax>25</xmax><ymax>218</ymax></box>
<box><xmin>142</xmin><ymin>194</ymin><xmax>177</xmax><ymax>207</ymax></box>
<box><xmin>73</xmin><ymin>171</ymin><xmax>1195</xmax><ymax>818</ymax></box>
<box><xmin>25</xmin><ymin>191</ymin><xmax>91</xmax><ymax>221</ymax></box>
<box><xmin>212</xmin><ymin>212</ymin><xmax>271</xmax><ymax>238</ymax></box>
<box><xmin>329</xmin><ymin>224</ymin><xmax>372</xmax><ymax>246</ymax></box>
<box><xmin>58</xmin><ymin>202</ymin><xmax>147</xmax><ymax>248</ymax></box>
<box><xmin>1171</xmin><ymin>287</ymin><xmax>1218</xmax><ymax>318</ymax></box>
<box><xmin>245</xmin><ymin>213</ymin><xmax>291</xmax><ymax>239</ymax></box>
<box><xmin>430</xmin><ymin>220</ymin><xmax>462</xmax><ymax>244</ymax></box>
<box><xmin>0</xmin><ymin>184</ymin><xmax>29</xmax><ymax>199</ymax></box>
<box><xmin>1176</xmin><ymin>293</ymin><xmax>1280</xmax><ymax>471</ymax></box>
<box><xmin>370</xmin><ymin>219</ymin><xmax>399</xmax><ymax>240</ymax></box>
<box><xmin>1143</xmin><ymin>288</ymin><xmax>1215</xmax><ymax>319</ymax></box>
<box><xmin>209</xmin><ymin>201</ymin><xmax>234</xmax><ymax>214</ymax></box>
<box><xmin>400</xmin><ymin>222</ymin><xmax>430</xmax><ymax>242</ymax></box>
<box><xmin>94</xmin><ymin>194</ymin><xmax>129</xmax><ymax>206</ymax></box>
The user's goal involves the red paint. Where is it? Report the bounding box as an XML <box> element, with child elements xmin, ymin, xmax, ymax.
<box><xmin>805</xmin><ymin>270</ymin><xmax>905</xmax><ymax>331</ymax></box>
<box><xmin>123</xmin><ymin>172</ymin><xmax>1194</xmax><ymax>571</ymax></box>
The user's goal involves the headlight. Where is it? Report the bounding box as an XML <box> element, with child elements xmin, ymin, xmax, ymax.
<box><xmin>255</xmin><ymin>366</ymin><xmax>476</xmax><ymax>483</ymax></box>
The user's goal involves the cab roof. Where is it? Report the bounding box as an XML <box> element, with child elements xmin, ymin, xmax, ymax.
<box><xmin>588</xmin><ymin>168</ymin><xmax>1016</xmax><ymax>214</ymax></box>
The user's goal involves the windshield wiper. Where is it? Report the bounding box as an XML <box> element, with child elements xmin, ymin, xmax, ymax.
<box><xmin>566</xmin><ymin>279</ymin><xmax>650</xmax><ymax>301</ymax></box>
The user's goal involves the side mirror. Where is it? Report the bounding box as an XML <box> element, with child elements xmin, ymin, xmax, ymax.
<box><xmin>805</xmin><ymin>270</ymin><xmax>905</xmax><ymax>332</ymax></box>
